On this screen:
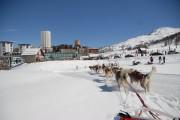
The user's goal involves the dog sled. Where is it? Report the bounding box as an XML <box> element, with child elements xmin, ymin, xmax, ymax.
<box><xmin>114</xmin><ymin>108</ymin><xmax>180</xmax><ymax>120</ymax></box>
<box><xmin>114</xmin><ymin>110</ymin><xmax>153</xmax><ymax>120</ymax></box>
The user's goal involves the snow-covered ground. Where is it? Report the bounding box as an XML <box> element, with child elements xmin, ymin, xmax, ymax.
<box><xmin>0</xmin><ymin>54</ymin><xmax>180</xmax><ymax>120</ymax></box>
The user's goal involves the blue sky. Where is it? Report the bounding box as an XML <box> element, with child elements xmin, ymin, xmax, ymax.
<box><xmin>0</xmin><ymin>0</ymin><xmax>180</xmax><ymax>48</ymax></box>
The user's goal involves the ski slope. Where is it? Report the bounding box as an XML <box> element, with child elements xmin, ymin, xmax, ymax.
<box><xmin>108</xmin><ymin>27</ymin><xmax>180</xmax><ymax>50</ymax></box>
<box><xmin>0</xmin><ymin>54</ymin><xmax>180</xmax><ymax>120</ymax></box>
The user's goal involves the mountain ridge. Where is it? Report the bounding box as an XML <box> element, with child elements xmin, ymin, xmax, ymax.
<box><xmin>101</xmin><ymin>27</ymin><xmax>180</xmax><ymax>52</ymax></box>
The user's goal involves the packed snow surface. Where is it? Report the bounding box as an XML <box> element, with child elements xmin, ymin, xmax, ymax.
<box><xmin>0</xmin><ymin>54</ymin><xmax>180</xmax><ymax>120</ymax></box>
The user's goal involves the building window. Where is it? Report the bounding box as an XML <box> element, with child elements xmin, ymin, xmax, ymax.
<box><xmin>2</xmin><ymin>43</ymin><xmax>5</xmax><ymax>47</ymax></box>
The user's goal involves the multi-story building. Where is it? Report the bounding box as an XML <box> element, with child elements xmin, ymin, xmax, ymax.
<box><xmin>0</xmin><ymin>41</ymin><xmax>13</xmax><ymax>56</ymax></box>
<box><xmin>18</xmin><ymin>44</ymin><xmax>32</xmax><ymax>53</ymax></box>
<box><xmin>41</xmin><ymin>31</ymin><xmax>52</xmax><ymax>52</ymax></box>
<box><xmin>87</xmin><ymin>48</ymin><xmax>99</xmax><ymax>54</ymax></box>
<box><xmin>74</xmin><ymin>40</ymin><xmax>81</xmax><ymax>49</ymax></box>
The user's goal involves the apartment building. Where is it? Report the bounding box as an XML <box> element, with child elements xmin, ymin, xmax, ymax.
<box><xmin>0</xmin><ymin>41</ymin><xmax>13</xmax><ymax>56</ymax></box>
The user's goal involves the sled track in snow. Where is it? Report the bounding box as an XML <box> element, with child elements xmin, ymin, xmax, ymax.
<box><xmin>156</xmin><ymin>73</ymin><xmax>180</xmax><ymax>77</ymax></box>
<box><xmin>87</xmin><ymin>71</ymin><xmax>180</xmax><ymax>119</ymax></box>
<box><xmin>152</xmin><ymin>73</ymin><xmax>180</xmax><ymax>100</ymax></box>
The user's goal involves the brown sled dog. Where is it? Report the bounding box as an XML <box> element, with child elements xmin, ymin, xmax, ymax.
<box><xmin>104</xmin><ymin>67</ymin><xmax>113</xmax><ymax>82</ymax></box>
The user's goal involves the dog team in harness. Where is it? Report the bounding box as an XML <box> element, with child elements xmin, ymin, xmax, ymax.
<box><xmin>89</xmin><ymin>62</ymin><xmax>179</xmax><ymax>120</ymax></box>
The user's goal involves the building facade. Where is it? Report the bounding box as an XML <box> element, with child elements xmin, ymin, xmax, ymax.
<box><xmin>21</xmin><ymin>48</ymin><xmax>44</xmax><ymax>63</ymax></box>
<box><xmin>41</xmin><ymin>31</ymin><xmax>52</xmax><ymax>51</ymax></box>
<box><xmin>18</xmin><ymin>44</ymin><xmax>32</xmax><ymax>53</ymax></box>
<box><xmin>87</xmin><ymin>48</ymin><xmax>99</xmax><ymax>54</ymax></box>
<box><xmin>74</xmin><ymin>40</ymin><xmax>81</xmax><ymax>48</ymax></box>
<box><xmin>0</xmin><ymin>41</ymin><xmax>13</xmax><ymax>56</ymax></box>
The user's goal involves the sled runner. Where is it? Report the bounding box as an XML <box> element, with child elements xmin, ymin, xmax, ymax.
<box><xmin>114</xmin><ymin>110</ymin><xmax>180</xmax><ymax>120</ymax></box>
<box><xmin>114</xmin><ymin>110</ymin><xmax>154</xmax><ymax>120</ymax></box>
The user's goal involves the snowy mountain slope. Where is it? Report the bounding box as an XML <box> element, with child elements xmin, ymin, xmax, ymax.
<box><xmin>101</xmin><ymin>27</ymin><xmax>180</xmax><ymax>52</ymax></box>
<box><xmin>127</xmin><ymin>27</ymin><xmax>180</xmax><ymax>46</ymax></box>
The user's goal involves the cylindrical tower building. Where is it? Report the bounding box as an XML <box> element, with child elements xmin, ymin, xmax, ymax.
<box><xmin>41</xmin><ymin>31</ymin><xmax>51</xmax><ymax>50</ymax></box>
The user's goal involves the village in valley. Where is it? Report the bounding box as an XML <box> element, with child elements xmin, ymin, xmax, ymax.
<box><xmin>0</xmin><ymin>30</ymin><xmax>99</xmax><ymax>69</ymax></box>
<box><xmin>0</xmin><ymin>27</ymin><xmax>180</xmax><ymax>120</ymax></box>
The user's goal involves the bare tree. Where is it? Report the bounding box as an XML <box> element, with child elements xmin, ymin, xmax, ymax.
<box><xmin>167</xmin><ymin>38</ymin><xmax>172</xmax><ymax>51</ymax></box>
<box><xmin>175</xmin><ymin>34</ymin><xmax>180</xmax><ymax>48</ymax></box>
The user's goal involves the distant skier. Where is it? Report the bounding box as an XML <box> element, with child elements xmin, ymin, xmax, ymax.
<box><xmin>163</xmin><ymin>56</ymin><xmax>166</xmax><ymax>64</ymax></box>
<box><xmin>158</xmin><ymin>56</ymin><xmax>162</xmax><ymax>64</ymax></box>
<box><xmin>150</xmin><ymin>56</ymin><xmax>154</xmax><ymax>64</ymax></box>
<box><xmin>102</xmin><ymin>63</ymin><xmax>105</xmax><ymax>70</ymax></box>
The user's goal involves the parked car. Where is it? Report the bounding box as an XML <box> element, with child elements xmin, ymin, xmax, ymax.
<box><xmin>125</xmin><ymin>54</ymin><xmax>134</xmax><ymax>58</ymax></box>
<box><xmin>114</xmin><ymin>55</ymin><xmax>121</xmax><ymax>59</ymax></box>
<box><xmin>11</xmin><ymin>57</ymin><xmax>24</xmax><ymax>67</ymax></box>
<box><xmin>150</xmin><ymin>52</ymin><xmax>163</xmax><ymax>56</ymax></box>
<box><xmin>168</xmin><ymin>50</ymin><xmax>179</xmax><ymax>54</ymax></box>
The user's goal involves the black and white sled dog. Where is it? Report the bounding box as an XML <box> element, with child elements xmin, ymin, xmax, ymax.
<box><xmin>115</xmin><ymin>66</ymin><xmax>156</xmax><ymax>93</ymax></box>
